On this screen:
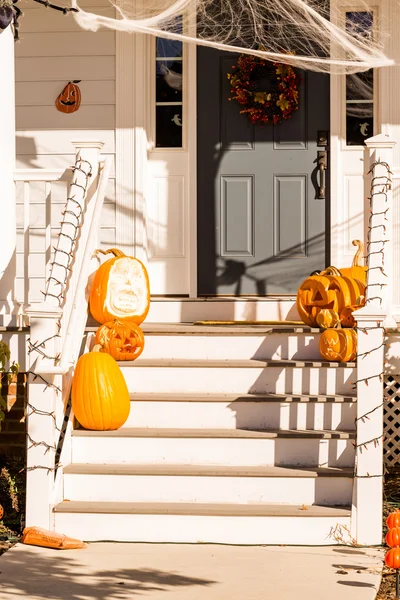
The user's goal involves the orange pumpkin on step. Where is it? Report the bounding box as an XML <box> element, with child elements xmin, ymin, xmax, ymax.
<box><xmin>55</xmin><ymin>81</ymin><xmax>81</xmax><ymax>114</ymax></box>
<box><xmin>89</xmin><ymin>249</ymin><xmax>150</xmax><ymax>325</ymax></box>
<box><xmin>72</xmin><ymin>347</ymin><xmax>130</xmax><ymax>430</ymax></box>
<box><xmin>297</xmin><ymin>267</ymin><xmax>365</xmax><ymax>328</ymax></box>
<box><xmin>94</xmin><ymin>319</ymin><xmax>145</xmax><ymax>361</ymax></box>
<box><xmin>319</xmin><ymin>328</ymin><xmax>357</xmax><ymax>363</ymax></box>
<box><xmin>340</xmin><ymin>240</ymin><xmax>367</xmax><ymax>285</ymax></box>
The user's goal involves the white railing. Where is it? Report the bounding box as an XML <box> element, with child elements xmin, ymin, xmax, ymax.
<box><xmin>352</xmin><ymin>134</ymin><xmax>396</xmax><ymax>546</ymax></box>
<box><xmin>23</xmin><ymin>142</ymin><xmax>111</xmax><ymax>529</ymax></box>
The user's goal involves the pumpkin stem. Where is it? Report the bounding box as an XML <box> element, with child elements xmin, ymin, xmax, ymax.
<box><xmin>92</xmin><ymin>344</ymin><xmax>103</xmax><ymax>353</ymax></box>
<box><xmin>351</xmin><ymin>239</ymin><xmax>364</xmax><ymax>267</ymax></box>
<box><xmin>320</xmin><ymin>266</ymin><xmax>343</xmax><ymax>277</ymax></box>
<box><xmin>95</xmin><ymin>248</ymin><xmax>126</xmax><ymax>259</ymax></box>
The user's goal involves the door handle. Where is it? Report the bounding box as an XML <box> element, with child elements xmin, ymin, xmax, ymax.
<box><xmin>317</xmin><ymin>151</ymin><xmax>327</xmax><ymax>200</ymax></box>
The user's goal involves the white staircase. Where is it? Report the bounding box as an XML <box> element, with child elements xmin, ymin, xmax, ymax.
<box><xmin>54</xmin><ymin>324</ymin><xmax>356</xmax><ymax>544</ymax></box>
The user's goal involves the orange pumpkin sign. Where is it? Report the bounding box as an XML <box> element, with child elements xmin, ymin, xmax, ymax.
<box><xmin>386</xmin><ymin>527</ymin><xmax>400</xmax><ymax>548</ymax></box>
<box><xmin>385</xmin><ymin>547</ymin><xmax>400</xmax><ymax>570</ymax></box>
<box><xmin>55</xmin><ymin>80</ymin><xmax>81</xmax><ymax>114</ymax></box>
<box><xmin>387</xmin><ymin>511</ymin><xmax>400</xmax><ymax>530</ymax></box>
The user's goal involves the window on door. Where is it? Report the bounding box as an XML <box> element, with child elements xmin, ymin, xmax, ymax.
<box><xmin>345</xmin><ymin>11</ymin><xmax>375</xmax><ymax>146</ymax></box>
<box><xmin>155</xmin><ymin>33</ymin><xmax>184</xmax><ymax>148</ymax></box>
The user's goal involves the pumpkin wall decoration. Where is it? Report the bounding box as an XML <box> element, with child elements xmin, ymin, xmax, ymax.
<box><xmin>94</xmin><ymin>319</ymin><xmax>145</xmax><ymax>361</ymax></box>
<box><xmin>55</xmin><ymin>80</ymin><xmax>82</xmax><ymax>114</ymax></box>
<box><xmin>72</xmin><ymin>347</ymin><xmax>130</xmax><ymax>430</ymax></box>
<box><xmin>319</xmin><ymin>328</ymin><xmax>357</xmax><ymax>363</ymax></box>
<box><xmin>89</xmin><ymin>248</ymin><xmax>150</xmax><ymax>326</ymax></box>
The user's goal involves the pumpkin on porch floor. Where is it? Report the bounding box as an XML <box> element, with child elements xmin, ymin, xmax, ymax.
<box><xmin>319</xmin><ymin>328</ymin><xmax>357</xmax><ymax>363</ymax></box>
<box><xmin>72</xmin><ymin>347</ymin><xmax>130</xmax><ymax>430</ymax></box>
<box><xmin>94</xmin><ymin>319</ymin><xmax>145</xmax><ymax>361</ymax></box>
<box><xmin>89</xmin><ymin>248</ymin><xmax>150</xmax><ymax>326</ymax></box>
<box><xmin>296</xmin><ymin>267</ymin><xmax>365</xmax><ymax>328</ymax></box>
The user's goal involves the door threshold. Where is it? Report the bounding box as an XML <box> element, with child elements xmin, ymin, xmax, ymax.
<box><xmin>147</xmin><ymin>297</ymin><xmax>299</xmax><ymax>323</ymax></box>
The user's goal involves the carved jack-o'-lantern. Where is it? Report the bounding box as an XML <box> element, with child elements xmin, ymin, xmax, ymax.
<box><xmin>55</xmin><ymin>80</ymin><xmax>81</xmax><ymax>114</ymax></box>
<box><xmin>89</xmin><ymin>249</ymin><xmax>150</xmax><ymax>325</ymax></box>
<box><xmin>296</xmin><ymin>267</ymin><xmax>365</xmax><ymax>328</ymax></box>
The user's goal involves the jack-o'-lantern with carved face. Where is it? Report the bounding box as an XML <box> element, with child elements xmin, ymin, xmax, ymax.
<box><xmin>296</xmin><ymin>267</ymin><xmax>365</xmax><ymax>328</ymax></box>
<box><xmin>55</xmin><ymin>81</ymin><xmax>81</xmax><ymax>114</ymax></box>
<box><xmin>89</xmin><ymin>249</ymin><xmax>150</xmax><ymax>326</ymax></box>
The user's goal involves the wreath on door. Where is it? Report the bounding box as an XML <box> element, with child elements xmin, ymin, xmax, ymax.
<box><xmin>227</xmin><ymin>54</ymin><xmax>300</xmax><ymax>125</ymax></box>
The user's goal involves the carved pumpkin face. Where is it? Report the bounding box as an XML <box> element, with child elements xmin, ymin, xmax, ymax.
<box><xmin>89</xmin><ymin>249</ymin><xmax>150</xmax><ymax>325</ymax></box>
<box><xmin>297</xmin><ymin>268</ymin><xmax>365</xmax><ymax>327</ymax></box>
<box><xmin>94</xmin><ymin>319</ymin><xmax>145</xmax><ymax>362</ymax></box>
<box><xmin>319</xmin><ymin>329</ymin><xmax>357</xmax><ymax>363</ymax></box>
<box><xmin>55</xmin><ymin>81</ymin><xmax>81</xmax><ymax>114</ymax></box>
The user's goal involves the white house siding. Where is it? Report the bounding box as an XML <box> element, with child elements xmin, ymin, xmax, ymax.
<box><xmin>15</xmin><ymin>0</ymin><xmax>116</xmax><ymax>306</ymax></box>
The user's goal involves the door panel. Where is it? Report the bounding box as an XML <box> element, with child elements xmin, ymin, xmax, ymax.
<box><xmin>197</xmin><ymin>48</ymin><xmax>330</xmax><ymax>296</ymax></box>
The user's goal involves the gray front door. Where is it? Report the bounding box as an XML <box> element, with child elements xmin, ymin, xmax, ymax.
<box><xmin>197</xmin><ymin>48</ymin><xmax>330</xmax><ymax>296</ymax></box>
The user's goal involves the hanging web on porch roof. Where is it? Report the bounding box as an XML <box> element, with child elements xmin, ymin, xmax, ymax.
<box><xmin>71</xmin><ymin>0</ymin><xmax>393</xmax><ymax>74</ymax></box>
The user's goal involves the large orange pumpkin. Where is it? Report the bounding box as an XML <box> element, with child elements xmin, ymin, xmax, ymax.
<box><xmin>386</xmin><ymin>527</ymin><xmax>400</xmax><ymax>548</ymax></box>
<box><xmin>94</xmin><ymin>319</ymin><xmax>145</xmax><ymax>361</ymax></box>
<box><xmin>72</xmin><ymin>349</ymin><xmax>130</xmax><ymax>430</ymax></box>
<box><xmin>385</xmin><ymin>548</ymin><xmax>400</xmax><ymax>570</ymax></box>
<box><xmin>297</xmin><ymin>267</ymin><xmax>365</xmax><ymax>328</ymax></box>
<box><xmin>89</xmin><ymin>248</ymin><xmax>150</xmax><ymax>325</ymax></box>
<box><xmin>55</xmin><ymin>81</ymin><xmax>81</xmax><ymax>114</ymax></box>
<box><xmin>319</xmin><ymin>328</ymin><xmax>357</xmax><ymax>363</ymax></box>
<box><xmin>387</xmin><ymin>511</ymin><xmax>400</xmax><ymax>530</ymax></box>
<box><xmin>340</xmin><ymin>240</ymin><xmax>367</xmax><ymax>285</ymax></box>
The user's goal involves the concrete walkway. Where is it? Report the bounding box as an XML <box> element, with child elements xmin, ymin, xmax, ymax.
<box><xmin>0</xmin><ymin>542</ymin><xmax>384</xmax><ymax>599</ymax></box>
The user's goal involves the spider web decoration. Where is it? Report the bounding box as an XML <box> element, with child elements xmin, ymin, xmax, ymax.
<box><xmin>69</xmin><ymin>0</ymin><xmax>396</xmax><ymax>74</ymax></box>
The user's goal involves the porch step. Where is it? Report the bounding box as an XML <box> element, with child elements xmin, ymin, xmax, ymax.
<box><xmin>63</xmin><ymin>463</ymin><xmax>354</xmax><ymax>505</ymax></box>
<box><xmin>129</xmin><ymin>392</ymin><xmax>357</xmax><ymax>402</ymax></box>
<box><xmin>119</xmin><ymin>359</ymin><xmax>355</xmax><ymax>395</ymax></box>
<box><xmin>71</xmin><ymin>428</ymin><xmax>356</xmax><ymax>468</ymax></box>
<box><xmin>53</xmin><ymin>500</ymin><xmax>351</xmax><ymax>544</ymax></box>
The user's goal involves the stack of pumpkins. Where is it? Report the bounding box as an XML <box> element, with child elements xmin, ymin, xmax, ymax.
<box><xmin>296</xmin><ymin>241</ymin><xmax>367</xmax><ymax>363</ymax></box>
<box><xmin>72</xmin><ymin>249</ymin><xmax>150</xmax><ymax>430</ymax></box>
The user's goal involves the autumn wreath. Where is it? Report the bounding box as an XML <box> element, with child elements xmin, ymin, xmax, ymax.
<box><xmin>227</xmin><ymin>54</ymin><xmax>300</xmax><ymax>125</ymax></box>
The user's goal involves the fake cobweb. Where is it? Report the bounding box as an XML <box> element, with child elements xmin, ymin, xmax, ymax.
<box><xmin>70</xmin><ymin>0</ymin><xmax>394</xmax><ymax>74</ymax></box>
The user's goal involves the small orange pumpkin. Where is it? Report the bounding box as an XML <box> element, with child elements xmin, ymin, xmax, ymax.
<box><xmin>316</xmin><ymin>309</ymin><xmax>340</xmax><ymax>329</ymax></box>
<box><xmin>72</xmin><ymin>348</ymin><xmax>130</xmax><ymax>430</ymax></box>
<box><xmin>94</xmin><ymin>319</ymin><xmax>145</xmax><ymax>361</ymax></box>
<box><xmin>89</xmin><ymin>248</ymin><xmax>150</xmax><ymax>325</ymax></box>
<box><xmin>387</xmin><ymin>511</ymin><xmax>400</xmax><ymax>530</ymax></box>
<box><xmin>385</xmin><ymin>547</ymin><xmax>400</xmax><ymax>570</ymax></box>
<box><xmin>55</xmin><ymin>80</ymin><xmax>81</xmax><ymax>114</ymax></box>
<box><xmin>386</xmin><ymin>527</ymin><xmax>400</xmax><ymax>548</ymax></box>
<box><xmin>319</xmin><ymin>328</ymin><xmax>357</xmax><ymax>363</ymax></box>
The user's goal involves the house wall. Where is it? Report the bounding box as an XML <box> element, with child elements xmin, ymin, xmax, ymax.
<box><xmin>15</xmin><ymin>0</ymin><xmax>116</xmax><ymax>306</ymax></box>
<box><xmin>331</xmin><ymin>0</ymin><xmax>400</xmax><ymax>320</ymax></box>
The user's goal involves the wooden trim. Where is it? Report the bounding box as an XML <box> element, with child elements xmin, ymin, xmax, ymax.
<box><xmin>116</xmin><ymin>32</ymin><xmax>136</xmax><ymax>257</ymax></box>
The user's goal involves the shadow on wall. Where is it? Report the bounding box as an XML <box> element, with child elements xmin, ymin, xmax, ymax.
<box><xmin>0</xmin><ymin>547</ymin><xmax>217</xmax><ymax>599</ymax></box>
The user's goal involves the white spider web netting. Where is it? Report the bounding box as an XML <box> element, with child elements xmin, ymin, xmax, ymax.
<box><xmin>70</xmin><ymin>0</ymin><xmax>394</xmax><ymax>74</ymax></box>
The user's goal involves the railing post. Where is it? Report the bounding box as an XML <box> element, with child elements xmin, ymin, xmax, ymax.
<box><xmin>25</xmin><ymin>306</ymin><xmax>62</xmax><ymax>529</ymax></box>
<box><xmin>0</xmin><ymin>27</ymin><xmax>16</xmax><ymax>322</ymax></box>
<box><xmin>352</xmin><ymin>133</ymin><xmax>396</xmax><ymax>545</ymax></box>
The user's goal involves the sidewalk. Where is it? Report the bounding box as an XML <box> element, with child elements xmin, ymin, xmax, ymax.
<box><xmin>0</xmin><ymin>542</ymin><xmax>384</xmax><ymax>599</ymax></box>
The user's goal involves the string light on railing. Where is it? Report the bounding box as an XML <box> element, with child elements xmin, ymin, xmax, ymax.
<box><xmin>25</xmin><ymin>155</ymin><xmax>93</xmax><ymax>477</ymax></box>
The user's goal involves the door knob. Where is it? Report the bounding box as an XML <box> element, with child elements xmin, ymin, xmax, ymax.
<box><xmin>317</xmin><ymin>150</ymin><xmax>327</xmax><ymax>200</ymax></box>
